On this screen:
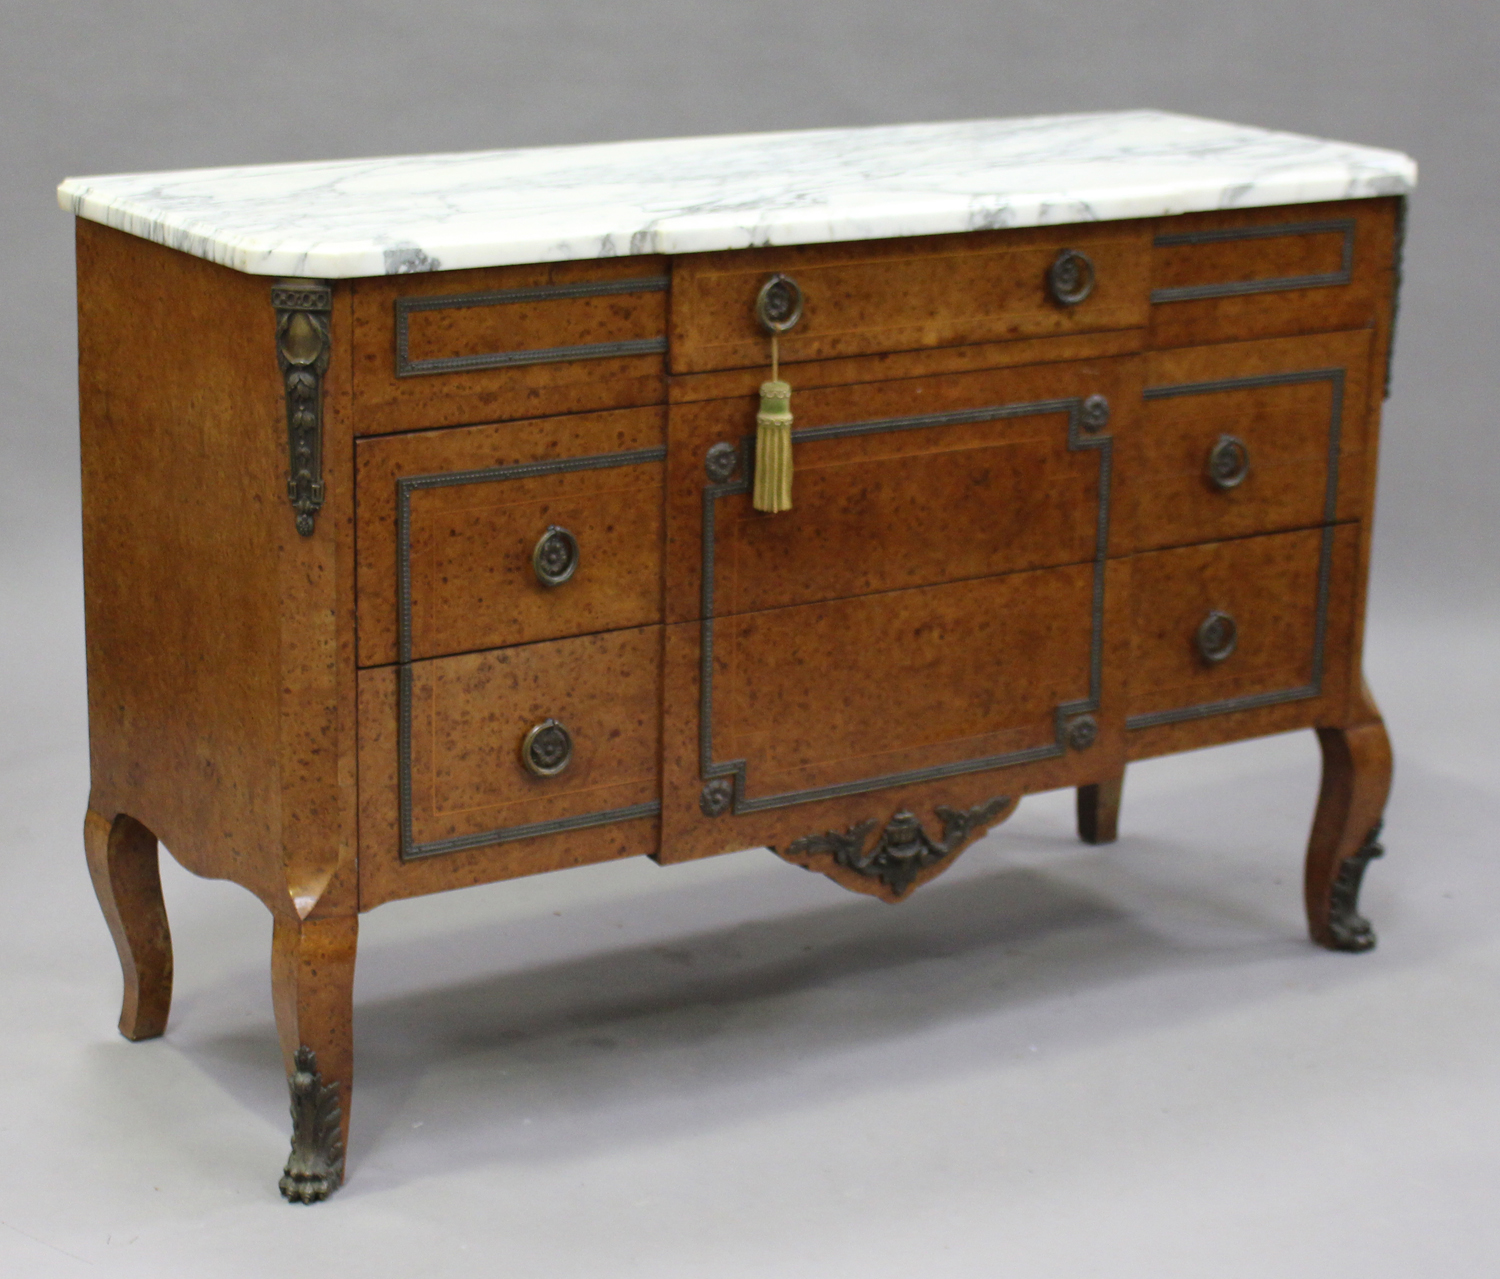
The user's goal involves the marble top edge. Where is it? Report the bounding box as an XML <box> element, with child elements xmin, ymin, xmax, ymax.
<box><xmin>57</xmin><ymin>110</ymin><xmax>1416</xmax><ymax>278</ymax></box>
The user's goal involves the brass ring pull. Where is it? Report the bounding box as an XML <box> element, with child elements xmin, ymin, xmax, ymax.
<box><xmin>755</xmin><ymin>273</ymin><xmax>804</xmax><ymax>333</ymax></box>
<box><xmin>532</xmin><ymin>525</ymin><xmax>579</xmax><ymax>587</ymax></box>
<box><xmin>1196</xmin><ymin>610</ymin><xmax>1238</xmax><ymax>664</ymax></box>
<box><xmin>1207</xmin><ymin>435</ymin><xmax>1250</xmax><ymax>489</ymax></box>
<box><xmin>1047</xmin><ymin>249</ymin><xmax>1096</xmax><ymax>306</ymax></box>
<box><xmin>522</xmin><ymin>719</ymin><xmax>574</xmax><ymax>777</ymax></box>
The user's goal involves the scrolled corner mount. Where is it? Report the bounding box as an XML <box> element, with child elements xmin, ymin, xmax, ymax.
<box><xmin>271</xmin><ymin>280</ymin><xmax>333</xmax><ymax>537</ymax></box>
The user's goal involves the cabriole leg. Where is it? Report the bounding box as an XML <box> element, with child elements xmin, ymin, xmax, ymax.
<box><xmin>1077</xmin><ymin>773</ymin><xmax>1124</xmax><ymax>845</ymax></box>
<box><xmin>84</xmin><ymin>809</ymin><xmax>173</xmax><ymax>1041</ymax></box>
<box><xmin>1306</xmin><ymin>713</ymin><xmax>1393</xmax><ymax>952</ymax></box>
<box><xmin>272</xmin><ymin>913</ymin><xmax>357</xmax><ymax>1203</ymax></box>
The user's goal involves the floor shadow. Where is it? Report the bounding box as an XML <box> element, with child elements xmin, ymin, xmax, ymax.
<box><xmin>173</xmin><ymin>837</ymin><xmax>1320</xmax><ymax>1193</ymax></box>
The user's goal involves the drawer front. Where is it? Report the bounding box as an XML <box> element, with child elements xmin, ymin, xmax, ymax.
<box><xmin>1126</xmin><ymin>525</ymin><xmax>1353</xmax><ymax>729</ymax></box>
<box><xmin>1118</xmin><ymin>330</ymin><xmax>1373</xmax><ymax>554</ymax></box>
<box><xmin>356</xmin><ymin>407</ymin><xmax>665</xmax><ymax>667</ymax></box>
<box><xmin>658</xmin><ymin>555</ymin><xmax>1129</xmax><ymax>864</ymax></box>
<box><xmin>352</xmin><ymin>257</ymin><xmax>669</xmax><ymax>434</ymax></box>
<box><xmin>670</xmin><ymin>224</ymin><xmax>1150</xmax><ymax>374</ymax></box>
<box><xmin>665</xmin><ymin>355</ymin><xmax>1141</xmax><ymax>624</ymax></box>
<box><xmin>360</xmin><ymin>625</ymin><xmax>662</xmax><ymax>873</ymax></box>
<box><xmin>1148</xmin><ymin>199</ymin><xmax>1400</xmax><ymax>348</ymax></box>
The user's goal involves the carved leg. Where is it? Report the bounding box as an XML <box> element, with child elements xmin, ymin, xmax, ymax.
<box><xmin>1077</xmin><ymin>774</ymin><xmax>1124</xmax><ymax>845</ymax></box>
<box><xmin>1306</xmin><ymin>714</ymin><xmax>1393</xmax><ymax>952</ymax></box>
<box><xmin>84</xmin><ymin>809</ymin><xmax>173</xmax><ymax>1041</ymax></box>
<box><xmin>272</xmin><ymin>913</ymin><xmax>357</xmax><ymax>1203</ymax></box>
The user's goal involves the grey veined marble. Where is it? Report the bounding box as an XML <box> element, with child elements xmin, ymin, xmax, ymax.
<box><xmin>57</xmin><ymin>110</ymin><xmax>1416</xmax><ymax>278</ymax></box>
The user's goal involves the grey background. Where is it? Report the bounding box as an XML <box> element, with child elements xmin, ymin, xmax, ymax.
<box><xmin>2</xmin><ymin>2</ymin><xmax>1497</xmax><ymax>1275</ymax></box>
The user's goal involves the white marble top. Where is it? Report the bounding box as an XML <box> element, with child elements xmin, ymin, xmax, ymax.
<box><xmin>57</xmin><ymin>110</ymin><xmax>1415</xmax><ymax>279</ymax></box>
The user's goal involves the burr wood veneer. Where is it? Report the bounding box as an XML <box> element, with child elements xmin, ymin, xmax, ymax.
<box><xmin>75</xmin><ymin>189</ymin><xmax>1402</xmax><ymax>1201</ymax></box>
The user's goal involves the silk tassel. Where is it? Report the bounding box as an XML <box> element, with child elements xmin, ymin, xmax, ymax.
<box><xmin>753</xmin><ymin>339</ymin><xmax>794</xmax><ymax>512</ymax></box>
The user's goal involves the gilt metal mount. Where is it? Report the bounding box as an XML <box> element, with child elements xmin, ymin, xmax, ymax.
<box><xmin>783</xmin><ymin>797</ymin><xmax>1012</xmax><ymax>899</ymax></box>
<box><xmin>272</xmin><ymin>281</ymin><xmax>332</xmax><ymax>536</ymax></box>
<box><xmin>1326</xmin><ymin>821</ymin><xmax>1384</xmax><ymax>952</ymax></box>
<box><xmin>279</xmin><ymin>1045</ymin><xmax>344</xmax><ymax>1203</ymax></box>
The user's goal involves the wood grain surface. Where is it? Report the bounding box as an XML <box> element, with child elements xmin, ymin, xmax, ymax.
<box><xmin>77</xmin><ymin>220</ymin><xmax>357</xmax><ymax>920</ymax></box>
<box><xmin>1148</xmin><ymin>198</ymin><xmax>1400</xmax><ymax>348</ymax></box>
<box><xmin>1125</xmin><ymin>522</ymin><xmax>1359</xmax><ymax>759</ymax></box>
<box><xmin>355</xmin><ymin>407</ymin><xmax>665</xmax><ymax>666</ymax></box>
<box><xmin>658</xmin><ymin>552</ymin><xmax>1133</xmax><ymax>865</ymax></box>
<box><xmin>1119</xmin><ymin>329</ymin><xmax>1373</xmax><ymax>553</ymax></box>
<box><xmin>74</xmin><ymin>189</ymin><xmax>1405</xmax><ymax>1202</ymax></box>
<box><xmin>357</xmin><ymin>627</ymin><xmax>664</xmax><ymax>905</ymax></box>
<box><xmin>272</xmin><ymin>912</ymin><xmax>358</xmax><ymax>1177</ymax></box>
<box><xmin>671</xmin><ymin>222</ymin><xmax>1150</xmax><ymax>374</ymax></box>
<box><xmin>84</xmin><ymin>809</ymin><xmax>173</xmax><ymax>1041</ymax></box>
<box><xmin>353</xmin><ymin>256</ymin><xmax>668</xmax><ymax>434</ymax></box>
<box><xmin>665</xmin><ymin>355</ymin><xmax>1140</xmax><ymax>624</ymax></box>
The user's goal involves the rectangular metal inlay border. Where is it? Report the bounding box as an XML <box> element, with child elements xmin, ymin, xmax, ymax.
<box><xmin>1150</xmin><ymin>218</ymin><xmax>1356</xmax><ymax>304</ymax></box>
<box><xmin>698</xmin><ymin>397</ymin><xmax>1112</xmax><ymax>817</ymax></box>
<box><xmin>394</xmin><ymin>275</ymin><xmax>670</xmax><ymax>377</ymax></box>
<box><xmin>1125</xmin><ymin>367</ymin><xmax>1345</xmax><ymax>732</ymax></box>
<box><xmin>395</xmin><ymin>445</ymin><xmax>668</xmax><ymax>861</ymax></box>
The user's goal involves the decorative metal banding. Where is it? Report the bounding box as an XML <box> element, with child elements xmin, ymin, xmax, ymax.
<box><xmin>395</xmin><ymin>445</ymin><xmax>667</xmax><ymax>861</ymax></box>
<box><xmin>532</xmin><ymin>525</ymin><xmax>579</xmax><ymax>587</ymax></box>
<box><xmin>1196</xmin><ymin>611</ymin><xmax>1238</xmax><ymax>664</ymax></box>
<box><xmin>1047</xmin><ymin>249</ymin><xmax>1096</xmax><ymax>306</ymax></box>
<box><xmin>1207</xmin><ymin>434</ymin><xmax>1250</xmax><ymax>489</ymax></box>
<box><xmin>755</xmin><ymin>273</ymin><xmax>804</xmax><ymax>333</ymax></box>
<box><xmin>1151</xmin><ymin>218</ymin><xmax>1356</xmax><ymax>304</ymax></box>
<box><xmin>697</xmin><ymin>394</ymin><xmax>1112</xmax><ymax>817</ymax></box>
<box><xmin>522</xmin><ymin>719</ymin><xmax>574</xmax><ymax>777</ymax></box>
<box><xmin>394</xmin><ymin>275</ymin><xmax>669</xmax><ymax>377</ymax></box>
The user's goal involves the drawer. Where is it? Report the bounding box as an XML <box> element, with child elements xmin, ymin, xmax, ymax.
<box><xmin>352</xmin><ymin>257</ymin><xmax>669</xmax><ymax>434</ymax></box>
<box><xmin>670</xmin><ymin>224</ymin><xmax>1150</xmax><ymax>374</ymax></box>
<box><xmin>677</xmin><ymin>564</ymin><xmax>1105</xmax><ymax>818</ymax></box>
<box><xmin>358</xmin><ymin>625</ymin><xmax>663</xmax><ymax>881</ymax></box>
<box><xmin>1125</xmin><ymin>525</ymin><xmax>1354</xmax><ymax>729</ymax></box>
<box><xmin>1117</xmin><ymin>330</ymin><xmax>1374</xmax><ymax>553</ymax></box>
<box><xmin>356</xmin><ymin>407</ymin><xmax>665</xmax><ymax>667</ymax></box>
<box><xmin>665</xmin><ymin>354</ymin><xmax>1142</xmax><ymax>624</ymax></box>
<box><xmin>1148</xmin><ymin>198</ymin><xmax>1400</xmax><ymax>347</ymax></box>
